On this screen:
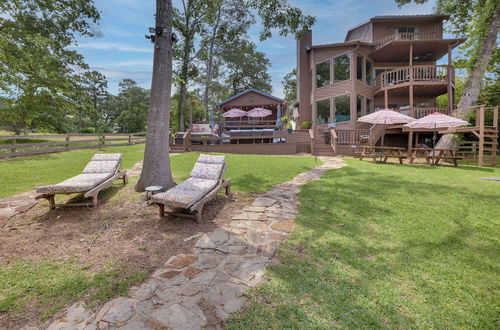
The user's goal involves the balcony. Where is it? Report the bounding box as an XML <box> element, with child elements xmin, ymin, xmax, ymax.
<box><xmin>374</xmin><ymin>32</ymin><xmax>440</xmax><ymax>50</ymax></box>
<box><xmin>374</xmin><ymin>65</ymin><xmax>452</xmax><ymax>97</ymax></box>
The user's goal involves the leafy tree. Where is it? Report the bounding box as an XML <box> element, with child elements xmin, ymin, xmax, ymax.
<box><xmin>137</xmin><ymin>0</ymin><xmax>315</xmax><ymax>191</ymax></box>
<box><xmin>0</xmin><ymin>0</ymin><xmax>100</xmax><ymax>132</ymax></box>
<box><xmin>282</xmin><ymin>68</ymin><xmax>297</xmax><ymax>103</ymax></box>
<box><xmin>396</xmin><ymin>0</ymin><xmax>499</xmax><ymax>114</ymax></box>
<box><xmin>114</xmin><ymin>79</ymin><xmax>150</xmax><ymax>133</ymax></box>
<box><xmin>80</xmin><ymin>71</ymin><xmax>109</xmax><ymax>132</ymax></box>
<box><xmin>223</xmin><ymin>39</ymin><xmax>273</xmax><ymax>94</ymax></box>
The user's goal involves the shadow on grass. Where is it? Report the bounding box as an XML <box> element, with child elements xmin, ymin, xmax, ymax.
<box><xmin>236</xmin><ymin>164</ymin><xmax>499</xmax><ymax>328</ymax></box>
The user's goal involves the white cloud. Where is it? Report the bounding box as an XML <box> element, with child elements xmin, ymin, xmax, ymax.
<box><xmin>77</xmin><ymin>42</ymin><xmax>153</xmax><ymax>53</ymax></box>
<box><xmin>109</xmin><ymin>60</ymin><xmax>153</xmax><ymax>67</ymax></box>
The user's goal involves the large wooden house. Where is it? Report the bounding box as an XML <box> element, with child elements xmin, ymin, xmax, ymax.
<box><xmin>296</xmin><ymin>14</ymin><xmax>465</xmax><ymax>129</ymax></box>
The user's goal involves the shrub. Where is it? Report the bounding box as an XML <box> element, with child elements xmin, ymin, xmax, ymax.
<box><xmin>301</xmin><ymin>121</ymin><xmax>312</xmax><ymax>129</ymax></box>
<box><xmin>81</xmin><ymin>127</ymin><xmax>96</xmax><ymax>133</ymax></box>
<box><xmin>281</xmin><ymin>116</ymin><xmax>288</xmax><ymax>124</ymax></box>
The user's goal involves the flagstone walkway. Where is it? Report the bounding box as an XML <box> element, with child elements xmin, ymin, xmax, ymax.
<box><xmin>46</xmin><ymin>156</ymin><xmax>345</xmax><ymax>330</ymax></box>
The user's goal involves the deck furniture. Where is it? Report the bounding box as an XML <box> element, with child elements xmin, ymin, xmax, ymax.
<box><xmin>433</xmin><ymin>148</ymin><xmax>462</xmax><ymax>166</ymax></box>
<box><xmin>151</xmin><ymin>154</ymin><xmax>230</xmax><ymax>222</ymax></box>
<box><xmin>409</xmin><ymin>147</ymin><xmax>436</xmax><ymax>165</ymax></box>
<box><xmin>36</xmin><ymin>153</ymin><xmax>127</xmax><ymax>209</ymax></box>
<box><xmin>360</xmin><ymin>146</ymin><xmax>407</xmax><ymax>164</ymax></box>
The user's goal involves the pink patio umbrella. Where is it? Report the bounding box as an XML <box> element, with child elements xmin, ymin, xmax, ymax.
<box><xmin>404</xmin><ymin>112</ymin><xmax>468</xmax><ymax>150</ymax></box>
<box><xmin>358</xmin><ymin>109</ymin><xmax>415</xmax><ymax>125</ymax></box>
<box><xmin>358</xmin><ymin>109</ymin><xmax>415</xmax><ymax>146</ymax></box>
<box><xmin>222</xmin><ymin>108</ymin><xmax>247</xmax><ymax>118</ymax></box>
<box><xmin>247</xmin><ymin>107</ymin><xmax>272</xmax><ymax>118</ymax></box>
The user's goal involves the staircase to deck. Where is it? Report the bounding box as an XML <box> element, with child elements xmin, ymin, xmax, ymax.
<box><xmin>310</xmin><ymin>126</ymin><xmax>336</xmax><ymax>156</ymax></box>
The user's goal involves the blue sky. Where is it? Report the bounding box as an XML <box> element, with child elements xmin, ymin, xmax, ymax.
<box><xmin>76</xmin><ymin>0</ymin><xmax>437</xmax><ymax>97</ymax></box>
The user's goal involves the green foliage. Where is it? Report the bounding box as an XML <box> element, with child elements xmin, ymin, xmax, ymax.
<box><xmin>301</xmin><ymin>121</ymin><xmax>312</xmax><ymax>129</ymax></box>
<box><xmin>228</xmin><ymin>159</ymin><xmax>500</xmax><ymax>328</ymax></box>
<box><xmin>0</xmin><ymin>0</ymin><xmax>100</xmax><ymax>133</ymax></box>
<box><xmin>114</xmin><ymin>80</ymin><xmax>150</xmax><ymax>133</ymax></box>
<box><xmin>282</xmin><ymin>69</ymin><xmax>297</xmax><ymax>103</ymax></box>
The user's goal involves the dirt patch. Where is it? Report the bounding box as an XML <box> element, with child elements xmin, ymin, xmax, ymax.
<box><xmin>0</xmin><ymin>179</ymin><xmax>253</xmax><ymax>328</ymax></box>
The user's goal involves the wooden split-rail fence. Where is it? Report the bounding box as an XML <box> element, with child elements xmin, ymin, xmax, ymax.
<box><xmin>0</xmin><ymin>132</ymin><xmax>146</xmax><ymax>158</ymax></box>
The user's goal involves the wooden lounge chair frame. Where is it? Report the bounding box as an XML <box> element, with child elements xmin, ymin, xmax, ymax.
<box><xmin>36</xmin><ymin>170</ymin><xmax>128</xmax><ymax>209</ymax></box>
<box><xmin>155</xmin><ymin>162</ymin><xmax>231</xmax><ymax>222</ymax></box>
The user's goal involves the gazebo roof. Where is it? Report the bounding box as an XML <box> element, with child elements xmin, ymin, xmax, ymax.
<box><xmin>216</xmin><ymin>88</ymin><xmax>284</xmax><ymax>107</ymax></box>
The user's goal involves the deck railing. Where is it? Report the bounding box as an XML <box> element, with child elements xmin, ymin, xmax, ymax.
<box><xmin>374</xmin><ymin>31</ymin><xmax>440</xmax><ymax>50</ymax></box>
<box><xmin>223</xmin><ymin>120</ymin><xmax>277</xmax><ymax>129</ymax></box>
<box><xmin>375</xmin><ymin>65</ymin><xmax>450</xmax><ymax>88</ymax></box>
<box><xmin>396</xmin><ymin>107</ymin><xmax>451</xmax><ymax>119</ymax></box>
<box><xmin>335</xmin><ymin>129</ymin><xmax>371</xmax><ymax>145</ymax></box>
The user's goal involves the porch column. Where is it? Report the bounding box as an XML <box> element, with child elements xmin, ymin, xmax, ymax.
<box><xmin>447</xmin><ymin>43</ymin><xmax>453</xmax><ymax>113</ymax></box>
<box><xmin>384</xmin><ymin>89</ymin><xmax>388</xmax><ymax>108</ymax></box>
<box><xmin>409</xmin><ymin>44</ymin><xmax>414</xmax><ymax>109</ymax></box>
<box><xmin>408</xmin><ymin>129</ymin><xmax>413</xmax><ymax>152</ymax></box>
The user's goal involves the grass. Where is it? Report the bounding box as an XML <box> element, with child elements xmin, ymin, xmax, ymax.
<box><xmin>0</xmin><ymin>147</ymin><xmax>320</xmax><ymax>198</ymax></box>
<box><xmin>0</xmin><ymin>259</ymin><xmax>146</xmax><ymax>320</ymax></box>
<box><xmin>227</xmin><ymin>159</ymin><xmax>500</xmax><ymax>329</ymax></box>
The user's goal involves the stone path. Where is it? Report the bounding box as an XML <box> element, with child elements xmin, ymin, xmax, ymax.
<box><xmin>44</xmin><ymin>156</ymin><xmax>344</xmax><ymax>330</ymax></box>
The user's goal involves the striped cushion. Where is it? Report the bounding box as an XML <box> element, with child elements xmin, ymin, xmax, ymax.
<box><xmin>92</xmin><ymin>153</ymin><xmax>122</xmax><ymax>161</ymax></box>
<box><xmin>37</xmin><ymin>173</ymin><xmax>112</xmax><ymax>194</ymax></box>
<box><xmin>83</xmin><ymin>160</ymin><xmax>120</xmax><ymax>174</ymax></box>
<box><xmin>151</xmin><ymin>178</ymin><xmax>218</xmax><ymax>208</ymax></box>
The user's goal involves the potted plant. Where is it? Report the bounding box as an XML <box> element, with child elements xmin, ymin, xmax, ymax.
<box><xmin>301</xmin><ymin>121</ymin><xmax>312</xmax><ymax>129</ymax></box>
<box><xmin>286</xmin><ymin>122</ymin><xmax>293</xmax><ymax>133</ymax></box>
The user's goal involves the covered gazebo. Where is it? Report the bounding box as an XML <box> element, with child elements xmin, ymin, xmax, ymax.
<box><xmin>216</xmin><ymin>89</ymin><xmax>286</xmax><ymax>128</ymax></box>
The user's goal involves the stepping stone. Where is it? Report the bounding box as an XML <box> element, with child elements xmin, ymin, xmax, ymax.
<box><xmin>222</xmin><ymin>255</ymin><xmax>268</xmax><ymax>282</ymax></box>
<box><xmin>203</xmin><ymin>271</ymin><xmax>248</xmax><ymax>316</ymax></box>
<box><xmin>155</xmin><ymin>287</ymin><xmax>182</xmax><ymax>304</ymax></box>
<box><xmin>194</xmin><ymin>251</ymin><xmax>226</xmax><ymax>269</ymax></box>
<box><xmin>165</xmin><ymin>255</ymin><xmax>197</xmax><ymax>268</ymax></box>
<box><xmin>216</xmin><ymin>236</ymin><xmax>249</xmax><ymax>254</ymax></box>
<box><xmin>150</xmin><ymin>303</ymin><xmax>205</xmax><ymax>330</ymax></box>
<box><xmin>129</xmin><ymin>280</ymin><xmax>159</xmax><ymax>301</ymax></box>
<box><xmin>242</xmin><ymin>206</ymin><xmax>266</xmax><ymax>213</ymax></box>
<box><xmin>47</xmin><ymin>302</ymin><xmax>93</xmax><ymax>330</ymax></box>
<box><xmin>271</xmin><ymin>219</ymin><xmax>295</xmax><ymax>233</ymax></box>
<box><xmin>96</xmin><ymin>297</ymin><xmax>136</xmax><ymax>324</ymax></box>
<box><xmin>252</xmin><ymin>197</ymin><xmax>276</xmax><ymax>207</ymax></box>
<box><xmin>195</xmin><ymin>228</ymin><xmax>229</xmax><ymax>249</ymax></box>
<box><xmin>189</xmin><ymin>269</ymin><xmax>216</xmax><ymax>283</ymax></box>
<box><xmin>231</xmin><ymin>212</ymin><xmax>262</xmax><ymax>221</ymax></box>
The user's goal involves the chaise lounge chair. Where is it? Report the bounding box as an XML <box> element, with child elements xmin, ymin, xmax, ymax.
<box><xmin>152</xmin><ymin>154</ymin><xmax>230</xmax><ymax>222</ymax></box>
<box><xmin>36</xmin><ymin>153</ymin><xmax>128</xmax><ymax>209</ymax></box>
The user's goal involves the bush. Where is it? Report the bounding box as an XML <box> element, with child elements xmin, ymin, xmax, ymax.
<box><xmin>281</xmin><ymin>116</ymin><xmax>288</xmax><ymax>124</ymax></box>
<box><xmin>81</xmin><ymin>127</ymin><xmax>96</xmax><ymax>133</ymax></box>
<box><xmin>301</xmin><ymin>121</ymin><xmax>312</xmax><ymax>129</ymax></box>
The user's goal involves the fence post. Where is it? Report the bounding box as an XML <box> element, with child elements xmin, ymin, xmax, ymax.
<box><xmin>66</xmin><ymin>134</ymin><xmax>70</xmax><ymax>150</ymax></box>
<box><xmin>472</xmin><ymin>142</ymin><xmax>477</xmax><ymax>160</ymax></box>
<box><xmin>99</xmin><ymin>135</ymin><xmax>105</xmax><ymax>150</ymax></box>
<box><xmin>11</xmin><ymin>138</ymin><xmax>16</xmax><ymax>154</ymax></box>
<box><xmin>129</xmin><ymin>134</ymin><xmax>132</xmax><ymax>145</ymax></box>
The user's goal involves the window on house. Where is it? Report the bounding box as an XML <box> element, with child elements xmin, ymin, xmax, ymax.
<box><xmin>334</xmin><ymin>54</ymin><xmax>350</xmax><ymax>82</ymax></box>
<box><xmin>334</xmin><ymin>94</ymin><xmax>350</xmax><ymax>122</ymax></box>
<box><xmin>397</xmin><ymin>27</ymin><xmax>416</xmax><ymax>33</ymax></box>
<box><xmin>397</xmin><ymin>27</ymin><xmax>418</xmax><ymax>39</ymax></box>
<box><xmin>367</xmin><ymin>98</ymin><xmax>374</xmax><ymax>113</ymax></box>
<box><xmin>356</xmin><ymin>55</ymin><xmax>363</xmax><ymax>81</ymax></box>
<box><xmin>366</xmin><ymin>60</ymin><xmax>373</xmax><ymax>86</ymax></box>
<box><xmin>357</xmin><ymin>95</ymin><xmax>364</xmax><ymax>119</ymax></box>
<box><xmin>316</xmin><ymin>98</ymin><xmax>330</xmax><ymax>125</ymax></box>
<box><xmin>316</xmin><ymin>60</ymin><xmax>330</xmax><ymax>88</ymax></box>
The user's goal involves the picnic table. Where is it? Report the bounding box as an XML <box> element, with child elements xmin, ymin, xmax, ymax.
<box><xmin>409</xmin><ymin>148</ymin><xmax>462</xmax><ymax>166</ymax></box>
<box><xmin>359</xmin><ymin>146</ymin><xmax>407</xmax><ymax>164</ymax></box>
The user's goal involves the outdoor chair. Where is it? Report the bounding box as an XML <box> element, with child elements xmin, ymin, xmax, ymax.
<box><xmin>151</xmin><ymin>154</ymin><xmax>231</xmax><ymax>222</ymax></box>
<box><xmin>36</xmin><ymin>153</ymin><xmax>127</xmax><ymax>209</ymax></box>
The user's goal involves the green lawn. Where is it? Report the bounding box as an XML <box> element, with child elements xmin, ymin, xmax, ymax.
<box><xmin>0</xmin><ymin>146</ymin><xmax>320</xmax><ymax>198</ymax></box>
<box><xmin>228</xmin><ymin>159</ymin><xmax>500</xmax><ymax>329</ymax></box>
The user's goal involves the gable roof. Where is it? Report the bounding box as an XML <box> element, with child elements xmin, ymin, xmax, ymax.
<box><xmin>216</xmin><ymin>88</ymin><xmax>284</xmax><ymax>107</ymax></box>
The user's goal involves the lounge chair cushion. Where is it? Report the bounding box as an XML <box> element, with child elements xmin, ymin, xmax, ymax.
<box><xmin>83</xmin><ymin>160</ymin><xmax>120</xmax><ymax>174</ymax></box>
<box><xmin>197</xmin><ymin>154</ymin><xmax>225</xmax><ymax>164</ymax></box>
<box><xmin>190</xmin><ymin>162</ymin><xmax>224</xmax><ymax>181</ymax></box>
<box><xmin>92</xmin><ymin>153</ymin><xmax>122</xmax><ymax>161</ymax></box>
<box><xmin>151</xmin><ymin>178</ymin><xmax>218</xmax><ymax>209</ymax></box>
<box><xmin>36</xmin><ymin>173</ymin><xmax>112</xmax><ymax>194</ymax></box>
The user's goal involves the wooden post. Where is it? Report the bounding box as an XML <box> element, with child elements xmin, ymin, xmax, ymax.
<box><xmin>415</xmin><ymin>133</ymin><xmax>419</xmax><ymax>147</ymax></box>
<box><xmin>408</xmin><ymin>130</ymin><xmax>413</xmax><ymax>153</ymax></box>
<box><xmin>128</xmin><ymin>134</ymin><xmax>132</xmax><ymax>145</ymax></box>
<box><xmin>99</xmin><ymin>135</ymin><xmax>105</xmax><ymax>150</ymax></box>
<box><xmin>11</xmin><ymin>138</ymin><xmax>16</xmax><ymax>154</ymax></box>
<box><xmin>384</xmin><ymin>89</ymin><xmax>388</xmax><ymax>108</ymax></box>
<box><xmin>447</xmin><ymin>44</ymin><xmax>453</xmax><ymax>112</ymax></box>
<box><xmin>409</xmin><ymin>44</ymin><xmax>414</xmax><ymax>110</ymax></box>
<box><xmin>478</xmin><ymin>105</ymin><xmax>485</xmax><ymax>166</ymax></box>
<box><xmin>65</xmin><ymin>134</ymin><xmax>70</xmax><ymax>150</ymax></box>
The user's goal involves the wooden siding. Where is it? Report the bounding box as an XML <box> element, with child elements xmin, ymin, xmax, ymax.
<box><xmin>372</xmin><ymin>21</ymin><xmax>443</xmax><ymax>42</ymax></box>
<box><xmin>313</xmin><ymin>80</ymin><xmax>352</xmax><ymax>100</ymax></box>
<box><xmin>313</xmin><ymin>46</ymin><xmax>352</xmax><ymax>63</ymax></box>
<box><xmin>297</xmin><ymin>30</ymin><xmax>313</xmax><ymax>127</ymax></box>
<box><xmin>221</xmin><ymin>91</ymin><xmax>281</xmax><ymax>108</ymax></box>
<box><xmin>190</xmin><ymin>143</ymin><xmax>296</xmax><ymax>155</ymax></box>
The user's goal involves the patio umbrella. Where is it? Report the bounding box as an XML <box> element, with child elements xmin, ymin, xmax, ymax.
<box><xmin>358</xmin><ymin>109</ymin><xmax>415</xmax><ymax>146</ymax></box>
<box><xmin>209</xmin><ymin>108</ymin><xmax>215</xmax><ymax>128</ymax></box>
<box><xmin>404</xmin><ymin>112</ymin><xmax>468</xmax><ymax>148</ymax></box>
<box><xmin>247</xmin><ymin>107</ymin><xmax>272</xmax><ymax>118</ymax></box>
<box><xmin>222</xmin><ymin>108</ymin><xmax>247</xmax><ymax>118</ymax></box>
<box><xmin>275</xmin><ymin>104</ymin><xmax>282</xmax><ymax>128</ymax></box>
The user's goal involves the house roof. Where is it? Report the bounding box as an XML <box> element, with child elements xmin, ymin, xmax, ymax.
<box><xmin>309</xmin><ymin>40</ymin><xmax>374</xmax><ymax>50</ymax></box>
<box><xmin>216</xmin><ymin>88</ymin><xmax>285</xmax><ymax>107</ymax></box>
<box><xmin>347</xmin><ymin>14</ymin><xmax>450</xmax><ymax>36</ymax></box>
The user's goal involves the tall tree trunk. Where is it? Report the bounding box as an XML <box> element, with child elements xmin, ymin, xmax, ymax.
<box><xmin>136</xmin><ymin>0</ymin><xmax>175</xmax><ymax>192</ymax></box>
<box><xmin>456</xmin><ymin>5</ymin><xmax>499</xmax><ymax>116</ymax></box>
<box><xmin>202</xmin><ymin>7</ymin><xmax>222</xmax><ymax>120</ymax></box>
<box><xmin>178</xmin><ymin>36</ymin><xmax>192</xmax><ymax>131</ymax></box>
